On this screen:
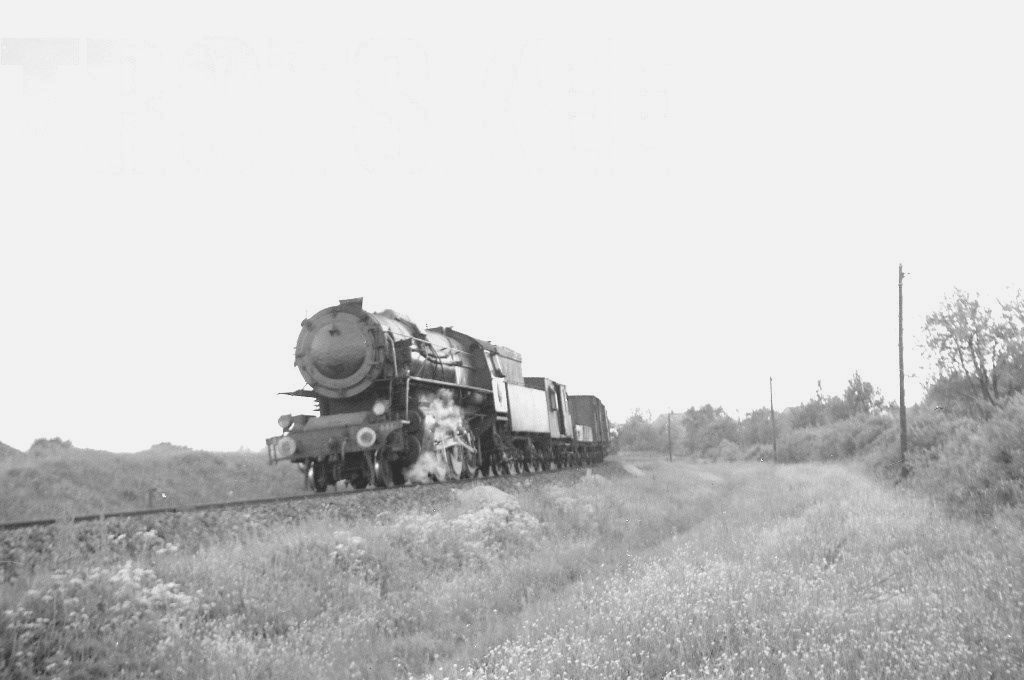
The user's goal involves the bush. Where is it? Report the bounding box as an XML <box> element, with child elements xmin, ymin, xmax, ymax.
<box><xmin>907</xmin><ymin>395</ymin><xmax>1024</xmax><ymax>515</ymax></box>
<box><xmin>1</xmin><ymin>562</ymin><xmax>194</xmax><ymax>678</ymax></box>
<box><xmin>705</xmin><ymin>439</ymin><xmax>744</xmax><ymax>461</ymax></box>
<box><xmin>616</xmin><ymin>411</ymin><xmax>659</xmax><ymax>451</ymax></box>
<box><xmin>26</xmin><ymin>439</ymin><xmax>75</xmax><ymax>457</ymax></box>
<box><xmin>776</xmin><ymin>414</ymin><xmax>894</xmax><ymax>463</ymax></box>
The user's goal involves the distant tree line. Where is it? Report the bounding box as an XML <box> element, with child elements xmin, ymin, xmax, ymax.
<box><xmin>617</xmin><ymin>288</ymin><xmax>1024</xmax><ymax>458</ymax></box>
<box><xmin>616</xmin><ymin>371</ymin><xmax>889</xmax><ymax>458</ymax></box>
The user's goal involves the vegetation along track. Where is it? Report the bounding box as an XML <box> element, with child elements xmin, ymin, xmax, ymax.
<box><xmin>0</xmin><ymin>461</ymin><xmax>620</xmax><ymax>582</ymax></box>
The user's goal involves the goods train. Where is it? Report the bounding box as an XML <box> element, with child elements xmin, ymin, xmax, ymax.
<box><xmin>266</xmin><ymin>298</ymin><xmax>610</xmax><ymax>491</ymax></box>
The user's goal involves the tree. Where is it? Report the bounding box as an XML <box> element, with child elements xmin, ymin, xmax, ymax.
<box><xmin>738</xmin><ymin>407</ymin><xmax>776</xmax><ymax>446</ymax></box>
<box><xmin>923</xmin><ymin>289</ymin><xmax>1024</xmax><ymax>409</ymax></box>
<box><xmin>27</xmin><ymin>437</ymin><xmax>74</xmax><ymax>456</ymax></box>
<box><xmin>679</xmin><ymin>405</ymin><xmax>737</xmax><ymax>455</ymax></box>
<box><xmin>616</xmin><ymin>409</ymin><xmax>659</xmax><ymax>451</ymax></box>
<box><xmin>788</xmin><ymin>380</ymin><xmax>842</xmax><ymax>428</ymax></box>
<box><xmin>925</xmin><ymin>374</ymin><xmax>991</xmax><ymax>418</ymax></box>
<box><xmin>842</xmin><ymin>371</ymin><xmax>884</xmax><ymax>416</ymax></box>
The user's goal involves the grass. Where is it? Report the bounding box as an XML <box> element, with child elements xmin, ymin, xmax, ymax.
<box><xmin>0</xmin><ymin>445</ymin><xmax>298</xmax><ymax>522</ymax></box>
<box><xmin>2</xmin><ymin>458</ymin><xmax>1022</xmax><ymax>679</ymax></box>
<box><xmin>430</xmin><ymin>463</ymin><xmax>1024</xmax><ymax>679</ymax></box>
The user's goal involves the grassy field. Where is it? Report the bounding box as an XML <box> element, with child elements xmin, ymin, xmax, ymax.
<box><xmin>0</xmin><ymin>445</ymin><xmax>298</xmax><ymax>522</ymax></box>
<box><xmin>2</xmin><ymin>456</ymin><xmax>1022</xmax><ymax>679</ymax></box>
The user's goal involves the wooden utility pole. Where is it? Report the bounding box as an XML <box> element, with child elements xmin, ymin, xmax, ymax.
<box><xmin>667</xmin><ymin>410</ymin><xmax>673</xmax><ymax>461</ymax></box>
<box><xmin>898</xmin><ymin>264</ymin><xmax>909</xmax><ymax>477</ymax></box>
<box><xmin>769</xmin><ymin>377</ymin><xmax>778</xmax><ymax>462</ymax></box>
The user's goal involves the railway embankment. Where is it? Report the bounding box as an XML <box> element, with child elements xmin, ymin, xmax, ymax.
<box><xmin>3</xmin><ymin>458</ymin><xmax>1021</xmax><ymax>679</ymax></box>
<box><xmin>0</xmin><ymin>443</ymin><xmax>297</xmax><ymax>524</ymax></box>
<box><xmin>0</xmin><ymin>462</ymin><xmax>622</xmax><ymax>582</ymax></box>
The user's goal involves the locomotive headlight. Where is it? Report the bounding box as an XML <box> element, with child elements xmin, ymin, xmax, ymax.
<box><xmin>372</xmin><ymin>399</ymin><xmax>388</xmax><ymax>416</ymax></box>
<box><xmin>356</xmin><ymin>426</ymin><xmax>377</xmax><ymax>448</ymax></box>
<box><xmin>278</xmin><ymin>414</ymin><xmax>294</xmax><ymax>430</ymax></box>
<box><xmin>277</xmin><ymin>436</ymin><xmax>297</xmax><ymax>458</ymax></box>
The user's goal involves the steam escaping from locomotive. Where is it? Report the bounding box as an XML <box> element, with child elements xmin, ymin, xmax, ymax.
<box><xmin>421</xmin><ymin>389</ymin><xmax>476</xmax><ymax>454</ymax></box>
<box><xmin>404</xmin><ymin>389</ymin><xmax>475</xmax><ymax>484</ymax></box>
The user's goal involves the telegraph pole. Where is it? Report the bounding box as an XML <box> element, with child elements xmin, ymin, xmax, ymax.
<box><xmin>667</xmin><ymin>410</ymin><xmax>673</xmax><ymax>462</ymax></box>
<box><xmin>898</xmin><ymin>264</ymin><xmax>909</xmax><ymax>478</ymax></box>
<box><xmin>769</xmin><ymin>377</ymin><xmax>778</xmax><ymax>462</ymax></box>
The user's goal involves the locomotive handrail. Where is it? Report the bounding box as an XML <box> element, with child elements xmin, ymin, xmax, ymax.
<box><xmin>405</xmin><ymin>375</ymin><xmax>412</xmax><ymax>421</ymax></box>
<box><xmin>408</xmin><ymin>376</ymin><xmax>492</xmax><ymax>394</ymax></box>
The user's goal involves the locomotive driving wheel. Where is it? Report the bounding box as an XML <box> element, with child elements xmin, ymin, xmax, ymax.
<box><xmin>512</xmin><ymin>443</ymin><xmax>526</xmax><ymax>474</ymax></box>
<box><xmin>379</xmin><ymin>433</ymin><xmax>409</xmax><ymax>487</ymax></box>
<box><xmin>490</xmin><ymin>455</ymin><xmax>509</xmax><ymax>477</ymax></box>
<box><xmin>484</xmin><ymin>424</ymin><xmax>510</xmax><ymax>476</ymax></box>
<box><xmin>311</xmin><ymin>459</ymin><xmax>330</xmax><ymax>493</ymax></box>
<box><xmin>533</xmin><ymin>444</ymin><xmax>548</xmax><ymax>472</ymax></box>
<box><xmin>445</xmin><ymin>445</ymin><xmax>465</xmax><ymax>480</ymax></box>
<box><xmin>460</xmin><ymin>430</ymin><xmax>480</xmax><ymax>478</ymax></box>
<box><xmin>349</xmin><ymin>455</ymin><xmax>370</xmax><ymax>489</ymax></box>
<box><xmin>522</xmin><ymin>440</ymin><xmax>537</xmax><ymax>473</ymax></box>
<box><xmin>372</xmin><ymin>449</ymin><xmax>394</xmax><ymax>488</ymax></box>
<box><xmin>463</xmin><ymin>453</ymin><xmax>480</xmax><ymax>478</ymax></box>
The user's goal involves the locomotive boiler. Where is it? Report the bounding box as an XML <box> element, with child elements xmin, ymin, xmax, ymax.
<box><xmin>267</xmin><ymin>297</ymin><xmax>609</xmax><ymax>491</ymax></box>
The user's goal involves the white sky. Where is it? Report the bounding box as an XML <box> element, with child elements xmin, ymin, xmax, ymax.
<box><xmin>1</xmin><ymin>1</ymin><xmax>1022</xmax><ymax>452</ymax></box>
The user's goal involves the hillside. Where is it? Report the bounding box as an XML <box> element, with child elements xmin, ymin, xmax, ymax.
<box><xmin>0</xmin><ymin>441</ymin><xmax>20</xmax><ymax>457</ymax></box>
<box><xmin>0</xmin><ymin>442</ymin><xmax>301</xmax><ymax>523</ymax></box>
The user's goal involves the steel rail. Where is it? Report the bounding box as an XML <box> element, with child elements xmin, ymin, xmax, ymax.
<box><xmin>0</xmin><ymin>461</ymin><xmax>605</xmax><ymax>532</ymax></box>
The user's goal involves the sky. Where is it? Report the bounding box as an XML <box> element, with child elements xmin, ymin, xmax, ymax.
<box><xmin>1</xmin><ymin>1</ymin><xmax>1022</xmax><ymax>452</ymax></box>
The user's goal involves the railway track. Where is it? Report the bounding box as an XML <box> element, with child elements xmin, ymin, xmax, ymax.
<box><xmin>0</xmin><ymin>461</ymin><xmax>608</xmax><ymax>532</ymax></box>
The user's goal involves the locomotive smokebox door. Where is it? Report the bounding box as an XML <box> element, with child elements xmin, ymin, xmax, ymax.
<box><xmin>294</xmin><ymin>305</ymin><xmax>386</xmax><ymax>399</ymax></box>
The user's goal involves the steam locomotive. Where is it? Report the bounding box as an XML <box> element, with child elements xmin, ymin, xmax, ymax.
<box><xmin>266</xmin><ymin>298</ymin><xmax>610</xmax><ymax>491</ymax></box>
